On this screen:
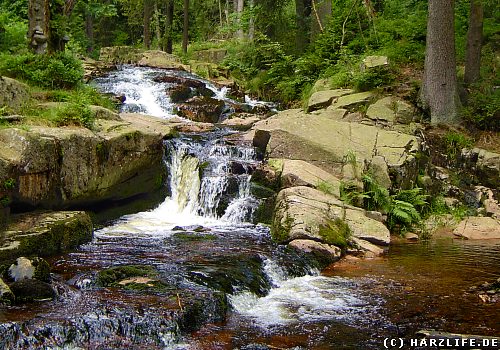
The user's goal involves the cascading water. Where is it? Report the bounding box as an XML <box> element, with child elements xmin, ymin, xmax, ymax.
<box><xmin>2</xmin><ymin>66</ymin><xmax>498</xmax><ymax>350</ymax></box>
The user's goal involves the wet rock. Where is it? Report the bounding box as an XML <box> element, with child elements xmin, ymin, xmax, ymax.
<box><xmin>348</xmin><ymin>237</ymin><xmax>385</xmax><ymax>258</ymax></box>
<box><xmin>9</xmin><ymin>279</ymin><xmax>55</xmax><ymax>302</ymax></box>
<box><xmin>172</xmin><ymin>225</ymin><xmax>208</xmax><ymax>232</ymax></box>
<box><xmin>251</xmin><ymin>161</ymin><xmax>281</xmax><ymax>191</ymax></box>
<box><xmin>0</xmin><ymin>211</ymin><xmax>93</xmax><ymax>263</ymax></box>
<box><xmin>0</xmin><ymin>76</ymin><xmax>30</xmax><ymax>109</ymax></box>
<box><xmin>169</xmin><ymin>85</ymin><xmax>193</xmax><ymax>103</ymax></box>
<box><xmin>0</xmin><ymin>278</ymin><xmax>14</xmax><ymax>305</ymax></box>
<box><xmin>96</xmin><ymin>265</ymin><xmax>158</xmax><ymax>287</ymax></box>
<box><xmin>453</xmin><ymin>217</ymin><xmax>500</xmax><ymax>239</ymax></box>
<box><xmin>288</xmin><ymin>239</ymin><xmax>341</xmax><ymax>265</ymax></box>
<box><xmin>186</xmin><ymin>254</ymin><xmax>271</xmax><ymax>297</ymax></box>
<box><xmin>8</xmin><ymin>257</ymin><xmax>51</xmax><ymax>283</ymax></box>
<box><xmin>307</xmin><ymin>89</ymin><xmax>354</xmax><ymax>112</ymax></box>
<box><xmin>404</xmin><ymin>232</ymin><xmax>419</xmax><ymax>241</ymax></box>
<box><xmin>176</xmin><ymin>96</ymin><xmax>225</xmax><ymax>123</ymax></box>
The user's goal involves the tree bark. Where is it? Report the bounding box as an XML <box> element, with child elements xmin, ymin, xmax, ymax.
<box><xmin>85</xmin><ymin>12</ymin><xmax>94</xmax><ymax>54</ymax></box>
<box><xmin>154</xmin><ymin>1</ymin><xmax>162</xmax><ymax>49</ymax></box>
<box><xmin>28</xmin><ymin>0</ymin><xmax>50</xmax><ymax>54</ymax></box>
<box><xmin>182</xmin><ymin>0</ymin><xmax>189</xmax><ymax>54</ymax></box>
<box><xmin>464</xmin><ymin>0</ymin><xmax>483</xmax><ymax>85</ymax></box>
<box><xmin>235</xmin><ymin>0</ymin><xmax>244</xmax><ymax>39</ymax></box>
<box><xmin>143</xmin><ymin>0</ymin><xmax>153</xmax><ymax>49</ymax></box>
<box><xmin>295</xmin><ymin>0</ymin><xmax>312</xmax><ymax>53</ymax></box>
<box><xmin>421</xmin><ymin>0</ymin><xmax>460</xmax><ymax>125</ymax></box>
<box><xmin>165</xmin><ymin>0</ymin><xmax>174</xmax><ymax>53</ymax></box>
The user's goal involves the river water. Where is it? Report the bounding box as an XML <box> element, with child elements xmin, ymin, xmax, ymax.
<box><xmin>0</xmin><ymin>66</ymin><xmax>498</xmax><ymax>349</ymax></box>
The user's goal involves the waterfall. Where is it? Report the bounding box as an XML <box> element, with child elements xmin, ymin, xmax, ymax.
<box><xmin>163</xmin><ymin>134</ymin><xmax>260</xmax><ymax>224</ymax></box>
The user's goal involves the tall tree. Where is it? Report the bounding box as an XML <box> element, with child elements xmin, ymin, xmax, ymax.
<box><xmin>235</xmin><ymin>0</ymin><xmax>244</xmax><ymax>39</ymax></box>
<box><xmin>28</xmin><ymin>0</ymin><xmax>50</xmax><ymax>54</ymax></box>
<box><xmin>165</xmin><ymin>0</ymin><xmax>174</xmax><ymax>53</ymax></box>
<box><xmin>182</xmin><ymin>0</ymin><xmax>189</xmax><ymax>54</ymax></box>
<box><xmin>421</xmin><ymin>0</ymin><xmax>460</xmax><ymax>125</ymax></box>
<box><xmin>464</xmin><ymin>0</ymin><xmax>483</xmax><ymax>85</ymax></box>
<box><xmin>143</xmin><ymin>0</ymin><xmax>153</xmax><ymax>49</ymax></box>
<box><xmin>295</xmin><ymin>0</ymin><xmax>311</xmax><ymax>53</ymax></box>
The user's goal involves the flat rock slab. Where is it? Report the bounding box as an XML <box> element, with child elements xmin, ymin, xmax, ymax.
<box><xmin>330</xmin><ymin>91</ymin><xmax>374</xmax><ymax>110</ymax></box>
<box><xmin>281</xmin><ymin>159</ymin><xmax>341</xmax><ymax>197</ymax></box>
<box><xmin>0</xmin><ymin>211</ymin><xmax>93</xmax><ymax>263</ymax></box>
<box><xmin>307</xmin><ymin>89</ymin><xmax>354</xmax><ymax>112</ymax></box>
<box><xmin>252</xmin><ymin>109</ymin><xmax>419</xmax><ymax>179</ymax></box>
<box><xmin>366</xmin><ymin>96</ymin><xmax>415</xmax><ymax>124</ymax></box>
<box><xmin>453</xmin><ymin>217</ymin><xmax>500</xmax><ymax>239</ymax></box>
<box><xmin>289</xmin><ymin>239</ymin><xmax>341</xmax><ymax>264</ymax></box>
<box><xmin>0</xmin><ymin>76</ymin><xmax>29</xmax><ymax>109</ymax></box>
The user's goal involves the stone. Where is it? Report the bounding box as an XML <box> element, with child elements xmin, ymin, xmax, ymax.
<box><xmin>99</xmin><ymin>46</ymin><xmax>143</xmax><ymax>64</ymax></box>
<box><xmin>367</xmin><ymin>155</ymin><xmax>392</xmax><ymax>189</ymax></box>
<box><xmin>453</xmin><ymin>217</ymin><xmax>500</xmax><ymax>239</ymax></box>
<box><xmin>330</xmin><ymin>91</ymin><xmax>374</xmax><ymax>110</ymax></box>
<box><xmin>9</xmin><ymin>279</ymin><xmax>55</xmax><ymax>302</ymax></box>
<box><xmin>0</xmin><ymin>278</ymin><xmax>15</xmax><ymax>305</ymax></box>
<box><xmin>366</xmin><ymin>96</ymin><xmax>416</xmax><ymax>124</ymax></box>
<box><xmin>138</xmin><ymin>50</ymin><xmax>188</xmax><ymax>70</ymax></box>
<box><xmin>361</xmin><ymin>55</ymin><xmax>389</xmax><ymax>69</ymax></box>
<box><xmin>272</xmin><ymin>186</ymin><xmax>390</xmax><ymax>248</ymax></box>
<box><xmin>8</xmin><ymin>257</ymin><xmax>51</xmax><ymax>282</ymax></box>
<box><xmin>344</xmin><ymin>208</ymin><xmax>390</xmax><ymax>245</ymax></box>
<box><xmin>307</xmin><ymin>89</ymin><xmax>354</xmax><ymax>112</ymax></box>
<box><xmin>288</xmin><ymin>239</ymin><xmax>342</xmax><ymax>264</ymax></box>
<box><xmin>313</xmin><ymin>108</ymin><xmax>348</xmax><ymax>121</ymax></box>
<box><xmin>310</xmin><ymin>78</ymin><xmax>333</xmax><ymax>93</ymax></box>
<box><xmin>0</xmin><ymin>113</ymin><xmax>173</xmax><ymax>209</ymax></box>
<box><xmin>280</xmin><ymin>159</ymin><xmax>342</xmax><ymax>197</ymax></box>
<box><xmin>404</xmin><ymin>232</ymin><xmax>419</xmax><ymax>241</ymax></box>
<box><xmin>252</xmin><ymin>109</ymin><xmax>419</xmax><ymax>185</ymax></box>
<box><xmin>0</xmin><ymin>76</ymin><xmax>30</xmax><ymax>109</ymax></box>
<box><xmin>176</xmin><ymin>96</ymin><xmax>225</xmax><ymax>123</ymax></box>
<box><xmin>348</xmin><ymin>237</ymin><xmax>385</xmax><ymax>258</ymax></box>
<box><xmin>221</xmin><ymin>116</ymin><xmax>260</xmax><ymax>131</ymax></box>
<box><xmin>0</xmin><ymin>211</ymin><xmax>93</xmax><ymax>263</ymax></box>
<box><xmin>462</xmin><ymin>148</ymin><xmax>500</xmax><ymax>190</ymax></box>
<box><xmin>192</xmin><ymin>48</ymin><xmax>227</xmax><ymax>64</ymax></box>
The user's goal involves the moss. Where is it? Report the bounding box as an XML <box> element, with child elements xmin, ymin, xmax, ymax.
<box><xmin>318</xmin><ymin>218</ymin><xmax>351</xmax><ymax>249</ymax></box>
<box><xmin>32</xmin><ymin>257</ymin><xmax>51</xmax><ymax>283</ymax></box>
<box><xmin>95</xmin><ymin>142</ymin><xmax>109</xmax><ymax>163</ymax></box>
<box><xmin>271</xmin><ymin>211</ymin><xmax>293</xmax><ymax>243</ymax></box>
<box><xmin>173</xmin><ymin>233</ymin><xmax>217</xmax><ymax>241</ymax></box>
<box><xmin>96</xmin><ymin>265</ymin><xmax>158</xmax><ymax>287</ymax></box>
<box><xmin>253</xmin><ymin>197</ymin><xmax>275</xmax><ymax>225</ymax></box>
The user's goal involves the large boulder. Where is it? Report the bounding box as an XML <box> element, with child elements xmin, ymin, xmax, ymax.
<box><xmin>0</xmin><ymin>211</ymin><xmax>93</xmax><ymax>263</ymax></box>
<box><xmin>176</xmin><ymin>96</ymin><xmax>225</xmax><ymax>123</ymax></box>
<box><xmin>462</xmin><ymin>148</ymin><xmax>500</xmax><ymax>190</ymax></box>
<box><xmin>252</xmin><ymin>109</ymin><xmax>419</xmax><ymax>187</ymax></box>
<box><xmin>272</xmin><ymin>186</ymin><xmax>390</xmax><ymax>249</ymax></box>
<box><xmin>0</xmin><ymin>76</ymin><xmax>30</xmax><ymax>109</ymax></box>
<box><xmin>138</xmin><ymin>50</ymin><xmax>187</xmax><ymax>70</ymax></box>
<box><xmin>453</xmin><ymin>217</ymin><xmax>500</xmax><ymax>239</ymax></box>
<box><xmin>288</xmin><ymin>239</ymin><xmax>342</xmax><ymax>265</ymax></box>
<box><xmin>0</xmin><ymin>113</ymin><xmax>172</xmax><ymax>209</ymax></box>
<box><xmin>193</xmin><ymin>48</ymin><xmax>227</xmax><ymax>64</ymax></box>
<box><xmin>329</xmin><ymin>91</ymin><xmax>374</xmax><ymax>110</ymax></box>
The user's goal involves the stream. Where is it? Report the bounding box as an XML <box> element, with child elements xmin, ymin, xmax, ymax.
<box><xmin>0</xmin><ymin>66</ymin><xmax>498</xmax><ymax>349</ymax></box>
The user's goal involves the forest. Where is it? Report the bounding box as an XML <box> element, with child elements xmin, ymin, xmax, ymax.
<box><xmin>0</xmin><ymin>0</ymin><xmax>498</xmax><ymax>129</ymax></box>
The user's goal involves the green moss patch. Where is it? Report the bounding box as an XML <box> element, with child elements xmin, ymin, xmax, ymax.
<box><xmin>318</xmin><ymin>218</ymin><xmax>351</xmax><ymax>249</ymax></box>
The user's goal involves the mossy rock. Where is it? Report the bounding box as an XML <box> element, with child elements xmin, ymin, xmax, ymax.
<box><xmin>0</xmin><ymin>278</ymin><xmax>14</xmax><ymax>305</ymax></box>
<box><xmin>318</xmin><ymin>218</ymin><xmax>351</xmax><ymax>249</ymax></box>
<box><xmin>96</xmin><ymin>265</ymin><xmax>158</xmax><ymax>287</ymax></box>
<box><xmin>7</xmin><ymin>257</ymin><xmax>51</xmax><ymax>283</ymax></box>
<box><xmin>9</xmin><ymin>279</ymin><xmax>55</xmax><ymax>302</ymax></box>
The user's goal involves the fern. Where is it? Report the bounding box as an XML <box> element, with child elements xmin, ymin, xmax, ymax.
<box><xmin>362</xmin><ymin>174</ymin><xmax>391</xmax><ymax>212</ymax></box>
<box><xmin>387</xmin><ymin>188</ymin><xmax>427</xmax><ymax>234</ymax></box>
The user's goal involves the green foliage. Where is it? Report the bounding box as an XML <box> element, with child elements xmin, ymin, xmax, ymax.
<box><xmin>362</xmin><ymin>174</ymin><xmax>391</xmax><ymax>212</ymax></box>
<box><xmin>3</xmin><ymin>178</ymin><xmax>15</xmax><ymax>190</ymax></box>
<box><xmin>36</xmin><ymin>102</ymin><xmax>95</xmax><ymax>129</ymax></box>
<box><xmin>40</xmin><ymin>85</ymin><xmax>116</xmax><ymax>110</ymax></box>
<box><xmin>353</xmin><ymin>67</ymin><xmax>395</xmax><ymax>92</ymax></box>
<box><xmin>0</xmin><ymin>10</ymin><xmax>27</xmax><ymax>53</ymax></box>
<box><xmin>444</xmin><ymin>132</ymin><xmax>473</xmax><ymax>158</ymax></box>
<box><xmin>462</xmin><ymin>86</ymin><xmax>500</xmax><ymax>131</ymax></box>
<box><xmin>387</xmin><ymin>187</ymin><xmax>428</xmax><ymax>234</ymax></box>
<box><xmin>316</xmin><ymin>180</ymin><xmax>337</xmax><ymax>196</ymax></box>
<box><xmin>340</xmin><ymin>181</ymin><xmax>367</xmax><ymax>206</ymax></box>
<box><xmin>0</xmin><ymin>52</ymin><xmax>84</xmax><ymax>89</ymax></box>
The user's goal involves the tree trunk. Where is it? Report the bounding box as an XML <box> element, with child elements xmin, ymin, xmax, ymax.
<box><xmin>235</xmin><ymin>0</ymin><xmax>244</xmax><ymax>39</ymax></box>
<box><xmin>28</xmin><ymin>0</ymin><xmax>50</xmax><ymax>54</ymax></box>
<box><xmin>421</xmin><ymin>0</ymin><xmax>460</xmax><ymax>125</ymax></box>
<box><xmin>248</xmin><ymin>0</ymin><xmax>254</xmax><ymax>40</ymax></box>
<box><xmin>295</xmin><ymin>0</ymin><xmax>311</xmax><ymax>53</ymax></box>
<box><xmin>182</xmin><ymin>0</ymin><xmax>189</xmax><ymax>54</ymax></box>
<box><xmin>85</xmin><ymin>12</ymin><xmax>94</xmax><ymax>54</ymax></box>
<box><xmin>464</xmin><ymin>0</ymin><xmax>483</xmax><ymax>85</ymax></box>
<box><xmin>143</xmin><ymin>0</ymin><xmax>153</xmax><ymax>49</ymax></box>
<box><xmin>154</xmin><ymin>1</ymin><xmax>162</xmax><ymax>49</ymax></box>
<box><xmin>165</xmin><ymin>0</ymin><xmax>174</xmax><ymax>53</ymax></box>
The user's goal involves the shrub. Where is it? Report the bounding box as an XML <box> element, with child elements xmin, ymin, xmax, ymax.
<box><xmin>0</xmin><ymin>52</ymin><xmax>84</xmax><ymax>89</ymax></box>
